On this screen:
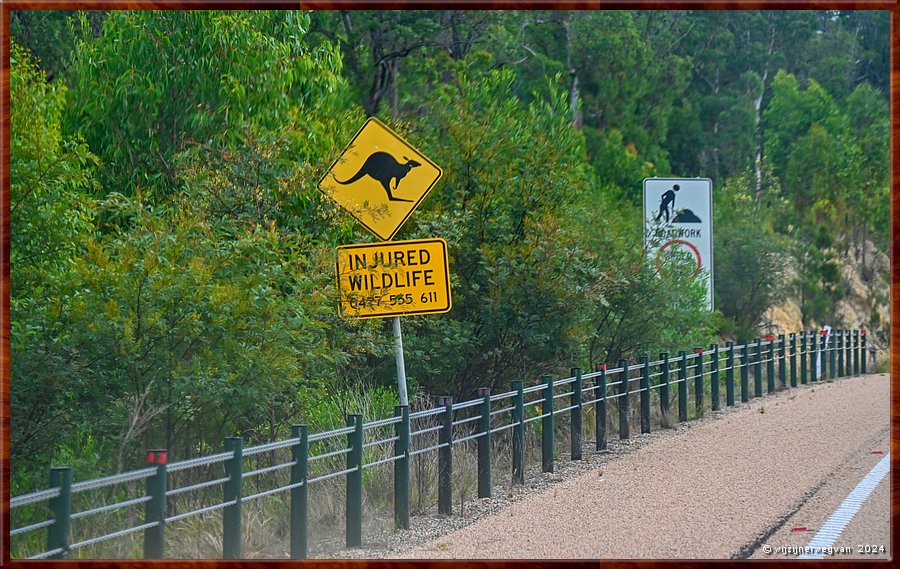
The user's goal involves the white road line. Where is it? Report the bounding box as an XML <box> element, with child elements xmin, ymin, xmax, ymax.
<box><xmin>797</xmin><ymin>453</ymin><xmax>890</xmax><ymax>559</ymax></box>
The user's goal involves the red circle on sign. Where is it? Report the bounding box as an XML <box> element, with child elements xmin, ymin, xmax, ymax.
<box><xmin>658</xmin><ymin>239</ymin><xmax>702</xmax><ymax>272</ymax></box>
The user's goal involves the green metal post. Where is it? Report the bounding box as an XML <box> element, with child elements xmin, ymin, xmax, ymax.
<box><xmin>740</xmin><ymin>342</ymin><xmax>749</xmax><ymax>402</ymax></box>
<box><xmin>477</xmin><ymin>388</ymin><xmax>492</xmax><ymax>498</ymax></box>
<box><xmin>640</xmin><ymin>356</ymin><xmax>651</xmax><ymax>434</ymax></box>
<box><xmin>511</xmin><ymin>382</ymin><xmax>525</xmax><ymax>484</ymax></box>
<box><xmin>659</xmin><ymin>354</ymin><xmax>670</xmax><ymax>416</ymax></box>
<box><xmin>595</xmin><ymin>365</ymin><xmax>607</xmax><ymax>450</ymax></box>
<box><xmin>861</xmin><ymin>329</ymin><xmax>868</xmax><ymax>374</ymax></box>
<box><xmin>837</xmin><ymin>330</ymin><xmax>844</xmax><ymax>377</ymax></box>
<box><xmin>393</xmin><ymin>408</ymin><xmax>409</xmax><ymax>530</ymax></box>
<box><xmin>693</xmin><ymin>348</ymin><xmax>704</xmax><ymax>412</ymax></box>
<box><xmin>809</xmin><ymin>331</ymin><xmax>817</xmax><ymax>384</ymax></box>
<box><xmin>571</xmin><ymin>368</ymin><xmax>583</xmax><ymax>460</ymax></box>
<box><xmin>754</xmin><ymin>339</ymin><xmax>763</xmax><ymax>397</ymax></box>
<box><xmin>223</xmin><ymin>436</ymin><xmax>243</xmax><ymax>559</ymax></box>
<box><xmin>778</xmin><ymin>334</ymin><xmax>786</xmax><ymax>388</ymax></box>
<box><xmin>766</xmin><ymin>336</ymin><xmax>776</xmax><ymax>393</ymax></box>
<box><xmin>819</xmin><ymin>330</ymin><xmax>827</xmax><ymax>381</ymax></box>
<box><xmin>438</xmin><ymin>397</ymin><xmax>453</xmax><ymax>514</ymax></box>
<box><xmin>829</xmin><ymin>331</ymin><xmax>837</xmax><ymax>379</ymax></box>
<box><xmin>790</xmin><ymin>334</ymin><xmax>797</xmax><ymax>387</ymax></box>
<box><xmin>618</xmin><ymin>361</ymin><xmax>630</xmax><ymax>439</ymax></box>
<box><xmin>800</xmin><ymin>333</ymin><xmax>808</xmax><ymax>385</ymax></box>
<box><xmin>846</xmin><ymin>330</ymin><xmax>853</xmax><ymax>375</ymax></box>
<box><xmin>290</xmin><ymin>425</ymin><xmax>309</xmax><ymax>558</ymax></box>
<box><xmin>678</xmin><ymin>352</ymin><xmax>688</xmax><ymax>422</ymax></box>
<box><xmin>143</xmin><ymin>449</ymin><xmax>167</xmax><ymax>559</ymax></box>
<box><xmin>710</xmin><ymin>344</ymin><xmax>720</xmax><ymax>411</ymax></box>
<box><xmin>853</xmin><ymin>330</ymin><xmax>860</xmax><ymax>376</ymax></box>
<box><xmin>346</xmin><ymin>414</ymin><xmax>363</xmax><ymax>547</ymax></box>
<box><xmin>48</xmin><ymin>467</ymin><xmax>72</xmax><ymax>559</ymax></box>
<box><xmin>725</xmin><ymin>342</ymin><xmax>735</xmax><ymax>407</ymax></box>
<box><xmin>542</xmin><ymin>375</ymin><xmax>555</xmax><ymax>472</ymax></box>
<box><xmin>845</xmin><ymin>330</ymin><xmax>851</xmax><ymax>377</ymax></box>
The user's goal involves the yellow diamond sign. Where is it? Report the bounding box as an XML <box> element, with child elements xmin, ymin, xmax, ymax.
<box><xmin>318</xmin><ymin>117</ymin><xmax>442</xmax><ymax>241</ymax></box>
<box><xmin>336</xmin><ymin>239</ymin><xmax>452</xmax><ymax>319</ymax></box>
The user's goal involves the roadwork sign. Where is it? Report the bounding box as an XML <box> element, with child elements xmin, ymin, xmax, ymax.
<box><xmin>336</xmin><ymin>238</ymin><xmax>452</xmax><ymax>319</ymax></box>
<box><xmin>643</xmin><ymin>177</ymin><xmax>714</xmax><ymax>310</ymax></box>
<box><xmin>319</xmin><ymin>117</ymin><xmax>443</xmax><ymax>241</ymax></box>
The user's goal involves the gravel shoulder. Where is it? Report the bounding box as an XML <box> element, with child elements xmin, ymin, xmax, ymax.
<box><xmin>327</xmin><ymin>373</ymin><xmax>890</xmax><ymax>560</ymax></box>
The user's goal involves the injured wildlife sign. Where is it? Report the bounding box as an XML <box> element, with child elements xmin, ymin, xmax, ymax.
<box><xmin>318</xmin><ymin>117</ymin><xmax>443</xmax><ymax>241</ymax></box>
<box><xmin>336</xmin><ymin>239</ymin><xmax>452</xmax><ymax>319</ymax></box>
<box><xmin>643</xmin><ymin>177</ymin><xmax>714</xmax><ymax>311</ymax></box>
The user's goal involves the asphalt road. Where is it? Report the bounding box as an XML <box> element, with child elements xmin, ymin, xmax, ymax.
<box><xmin>373</xmin><ymin>373</ymin><xmax>891</xmax><ymax>559</ymax></box>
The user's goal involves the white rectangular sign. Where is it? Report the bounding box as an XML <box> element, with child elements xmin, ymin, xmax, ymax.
<box><xmin>643</xmin><ymin>177</ymin><xmax>713</xmax><ymax>310</ymax></box>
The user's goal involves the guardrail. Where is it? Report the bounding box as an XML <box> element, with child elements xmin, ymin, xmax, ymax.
<box><xmin>9</xmin><ymin>328</ymin><xmax>869</xmax><ymax>559</ymax></box>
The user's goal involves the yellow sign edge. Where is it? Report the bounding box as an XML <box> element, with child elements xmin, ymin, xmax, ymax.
<box><xmin>335</xmin><ymin>238</ymin><xmax>452</xmax><ymax>319</ymax></box>
<box><xmin>317</xmin><ymin>117</ymin><xmax>443</xmax><ymax>242</ymax></box>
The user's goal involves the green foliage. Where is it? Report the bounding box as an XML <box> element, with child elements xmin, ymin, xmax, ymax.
<box><xmin>65</xmin><ymin>11</ymin><xmax>346</xmax><ymax>197</ymax></box>
<box><xmin>713</xmin><ymin>172</ymin><xmax>790</xmax><ymax>339</ymax></box>
<box><xmin>9</xmin><ymin>42</ymin><xmax>100</xmax><ymax>484</ymax></box>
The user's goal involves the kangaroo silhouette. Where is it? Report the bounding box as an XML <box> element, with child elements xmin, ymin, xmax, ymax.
<box><xmin>334</xmin><ymin>152</ymin><xmax>421</xmax><ymax>202</ymax></box>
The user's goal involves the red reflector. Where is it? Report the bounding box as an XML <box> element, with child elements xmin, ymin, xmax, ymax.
<box><xmin>694</xmin><ymin>347</ymin><xmax>703</xmax><ymax>354</ymax></box>
<box><xmin>820</xmin><ymin>330</ymin><xmax>828</xmax><ymax>335</ymax></box>
<box><xmin>791</xmin><ymin>527</ymin><xmax>811</xmax><ymax>532</ymax></box>
<box><xmin>861</xmin><ymin>329</ymin><xmax>867</xmax><ymax>335</ymax></box>
<box><xmin>146</xmin><ymin>449</ymin><xmax>168</xmax><ymax>465</ymax></box>
<box><xmin>766</xmin><ymin>335</ymin><xmax>774</xmax><ymax>341</ymax></box>
<box><xmin>600</xmin><ymin>363</ymin><xmax>607</xmax><ymax>371</ymax></box>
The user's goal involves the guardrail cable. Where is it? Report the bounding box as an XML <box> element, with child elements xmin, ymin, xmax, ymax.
<box><xmin>70</xmin><ymin>495</ymin><xmax>153</xmax><ymax>520</ymax></box>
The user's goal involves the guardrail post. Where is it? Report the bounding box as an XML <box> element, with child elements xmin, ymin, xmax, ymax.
<box><xmin>438</xmin><ymin>397</ymin><xmax>453</xmax><ymax>515</ymax></box>
<box><xmin>847</xmin><ymin>329</ymin><xmax>853</xmax><ymax>376</ymax></box>
<box><xmin>511</xmin><ymin>382</ymin><xmax>525</xmax><ymax>484</ymax></box>
<box><xmin>800</xmin><ymin>333</ymin><xmax>808</xmax><ymax>385</ymax></box>
<box><xmin>841</xmin><ymin>330</ymin><xmax>853</xmax><ymax>376</ymax></box>
<box><xmin>618</xmin><ymin>361</ymin><xmax>629</xmax><ymax>439</ymax></box>
<box><xmin>223</xmin><ymin>436</ymin><xmax>243</xmax><ymax>559</ymax></box>
<box><xmin>725</xmin><ymin>343</ymin><xmax>734</xmax><ymax>406</ymax></box>
<box><xmin>693</xmin><ymin>348</ymin><xmax>704</xmax><ymax>413</ymax></box>
<box><xmin>477</xmin><ymin>388</ymin><xmax>492</xmax><ymax>498</ymax></box>
<box><xmin>542</xmin><ymin>375</ymin><xmax>555</xmax><ymax>472</ymax></box>
<box><xmin>837</xmin><ymin>330</ymin><xmax>845</xmax><ymax>377</ymax></box>
<box><xmin>789</xmin><ymin>334</ymin><xmax>797</xmax><ymax>387</ymax></box>
<box><xmin>571</xmin><ymin>368</ymin><xmax>583</xmax><ymax>460</ymax></box>
<box><xmin>861</xmin><ymin>329</ymin><xmax>868</xmax><ymax>374</ymax></box>
<box><xmin>290</xmin><ymin>425</ymin><xmax>309</xmax><ymax>557</ymax></box>
<box><xmin>346</xmin><ymin>413</ymin><xmax>363</xmax><ymax>547</ymax></box>
<box><xmin>809</xmin><ymin>331</ymin><xmax>817</xmax><ymax>383</ymax></box>
<box><xmin>48</xmin><ymin>467</ymin><xmax>72</xmax><ymax>559</ymax></box>
<box><xmin>853</xmin><ymin>330</ymin><xmax>860</xmax><ymax>375</ymax></box>
<box><xmin>595</xmin><ymin>364</ymin><xmax>607</xmax><ymax>449</ymax></box>
<box><xmin>640</xmin><ymin>357</ymin><xmax>650</xmax><ymax>433</ymax></box>
<box><xmin>778</xmin><ymin>334</ymin><xmax>786</xmax><ymax>388</ymax></box>
<box><xmin>766</xmin><ymin>336</ymin><xmax>776</xmax><ymax>393</ymax></box>
<box><xmin>819</xmin><ymin>330</ymin><xmax>828</xmax><ymax>381</ymax></box>
<box><xmin>392</xmin><ymin>407</ymin><xmax>409</xmax><ymax>530</ymax></box>
<box><xmin>143</xmin><ymin>449</ymin><xmax>168</xmax><ymax>559</ymax></box>
<box><xmin>678</xmin><ymin>352</ymin><xmax>688</xmax><ymax>422</ymax></box>
<box><xmin>740</xmin><ymin>341</ymin><xmax>749</xmax><ymax>403</ymax></box>
<box><xmin>660</xmin><ymin>353</ymin><xmax>670</xmax><ymax>416</ymax></box>
<box><xmin>710</xmin><ymin>344</ymin><xmax>720</xmax><ymax>411</ymax></box>
<box><xmin>829</xmin><ymin>331</ymin><xmax>837</xmax><ymax>379</ymax></box>
<box><xmin>754</xmin><ymin>339</ymin><xmax>763</xmax><ymax>396</ymax></box>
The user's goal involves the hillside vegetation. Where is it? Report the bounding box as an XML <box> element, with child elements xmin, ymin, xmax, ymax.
<box><xmin>10</xmin><ymin>10</ymin><xmax>889</xmax><ymax>490</ymax></box>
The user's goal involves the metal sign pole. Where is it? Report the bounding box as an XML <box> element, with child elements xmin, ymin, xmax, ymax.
<box><xmin>392</xmin><ymin>316</ymin><xmax>409</xmax><ymax>406</ymax></box>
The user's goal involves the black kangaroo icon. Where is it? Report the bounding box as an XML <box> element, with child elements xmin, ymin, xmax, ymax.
<box><xmin>334</xmin><ymin>152</ymin><xmax>421</xmax><ymax>202</ymax></box>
